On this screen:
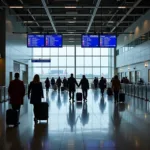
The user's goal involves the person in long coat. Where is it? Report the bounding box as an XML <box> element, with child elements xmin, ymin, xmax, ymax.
<box><xmin>8</xmin><ymin>73</ymin><xmax>25</xmax><ymax>126</ymax></box>
<box><xmin>99</xmin><ymin>77</ymin><xmax>106</xmax><ymax>97</ymax></box>
<box><xmin>28</xmin><ymin>74</ymin><xmax>44</xmax><ymax>123</ymax></box>
<box><xmin>45</xmin><ymin>77</ymin><xmax>50</xmax><ymax>92</ymax></box>
<box><xmin>78</xmin><ymin>75</ymin><xmax>89</xmax><ymax>101</ymax></box>
<box><xmin>68</xmin><ymin>74</ymin><xmax>78</xmax><ymax>102</ymax></box>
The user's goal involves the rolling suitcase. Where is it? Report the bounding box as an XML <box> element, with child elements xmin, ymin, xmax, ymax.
<box><xmin>107</xmin><ymin>88</ymin><xmax>113</xmax><ymax>96</ymax></box>
<box><xmin>6</xmin><ymin>109</ymin><xmax>19</xmax><ymax>126</ymax></box>
<box><xmin>119</xmin><ymin>93</ymin><xmax>125</xmax><ymax>103</ymax></box>
<box><xmin>36</xmin><ymin>102</ymin><xmax>49</xmax><ymax>122</ymax></box>
<box><xmin>61</xmin><ymin>87</ymin><xmax>65</xmax><ymax>92</ymax></box>
<box><xmin>76</xmin><ymin>92</ymin><xmax>82</xmax><ymax>102</ymax></box>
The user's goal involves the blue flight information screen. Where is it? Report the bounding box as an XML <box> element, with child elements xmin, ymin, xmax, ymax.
<box><xmin>27</xmin><ymin>34</ymin><xmax>44</xmax><ymax>47</ymax></box>
<box><xmin>100</xmin><ymin>35</ymin><xmax>117</xmax><ymax>48</ymax></box>
<box><xmin>45</xmin><ymin>35</ymin><xmax>62</xmax><ymax>47</ymax></box>
<box><xmin>82</xmin><ymin>35</ymin><xmax>99</xmax><ymax>47</ymax></box>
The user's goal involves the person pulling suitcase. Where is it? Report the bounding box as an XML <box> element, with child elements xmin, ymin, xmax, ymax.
<box><xmin>8</xmin><ymin>73</ymin><xmax>25</xmax><ymax>127</ymax></box>
<box><xmin>78</xmin><ymin>75</ymin><xmax>89</xmax><ymax>101</ymax></box>
<box><xmin>68</xmin><ymin>74</ymin><xmax>78</xmax><ymax>102</ymax></box>
<box><xmin>112</xmin><ymin>75</ymin><xmax>121</xmax><ymax>103</ymax></box>
<box><xmin>28</xmin><ymin>74</ymin><xmax>46</xmax><ymax>124</ymax></box>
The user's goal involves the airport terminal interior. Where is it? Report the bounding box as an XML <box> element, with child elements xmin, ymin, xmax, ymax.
<box><xmin>0</xmin><ymin>0</ymin><xmax>150</xmax><ymax>149</ymax></box>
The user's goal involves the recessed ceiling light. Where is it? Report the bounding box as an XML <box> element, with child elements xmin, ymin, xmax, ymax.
<box><xmin>68</xmin><ymin>32</ymin><xmax>74</xmax><ymax>34</ymax></box>
<box><xmin>108</xmin><ymin>21</ymin><xmax>114</xmax><ymax>23</ymax></box>
<box><xmin>68</xmin><ymin>21</ymin><xmax>76</xmax><ymax>23</ymax></box>
<box><xmin>9</xmin><ymin>6</ymin><xmax>23</xmax><ymax>8</ymax></box>
<box><xmin>118</xmin><ymin>6</ymin><xmax>127</xmax><ymax>9</ymax></box>
<box><xmin>65</xmin><ymin>6</ymin><xmax>76</xmax><ymax>9</ymax></box>
<box><xmin>23</xmin><ymin>21</ymin><xmax>34</xmax><ymax>23</ymax></box>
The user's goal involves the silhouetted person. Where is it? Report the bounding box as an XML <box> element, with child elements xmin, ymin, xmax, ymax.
<box><xmin>124</xmin><ymin>77</ymin><xmax>129</xmax><ymax>84</ymax></box>
<box><xmin>112</xmin><ymin>75</ymin><xmax>121</xmax><ymax>103</ymax></box>
<box><xmin>68</xmin><ymin>74</ymin><xmax>78</xmax><ymax>102</ymax></box>
<box><xmin>63</xmin><ymin>77</ymin><xmax>68</xmax><ymax>90</ymax></box>
<box><xmin>8</xmin><ymin>73</ymin><xmax>25</xmax><ymax>126</ymax></box>
<box><xmin>56</xmin><ymin>77</ymin><xmax>62</xmax><ymax>92</ymax></box>
<box><xmin>99</xmin><ymin>77</ymin><xmax>106</xmax><ymax>96</ymax></box>
<box><xmin>51</xmin><ymin>77</ymin><xmax>55</xmax><ymax>89</ymax></box>
<box><xmin>94</xmin><ymin>77</ymin><xmax>98</xmax><ymax>89</ymax></box>
<box><xmin>79</xmin><ymin>75</ymin><xmax>89</xmax><ymax>101</ymax></box>
<box><xmin>45</xmin><ymin>77</ymin><xmax>50</xmax><ymax>92</ymax></box>
<box><xmin>28</xmin><ymin>74</ymin><xmax>44</xmax><ymax>123</ymax></box>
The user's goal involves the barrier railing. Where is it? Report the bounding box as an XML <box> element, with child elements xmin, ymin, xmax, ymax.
<box><xmin>0</xmin><ymin>84</ymin><xmax>28</xmax><ymax>103</ymax></box>
<box><xmin>121</xmin><ymin>83</ymin><xmax>149</xmax><ymax>101</ymax></box>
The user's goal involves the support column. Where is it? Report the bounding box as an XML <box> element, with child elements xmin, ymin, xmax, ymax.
<box><xmin>0</xmin><ymin>9</ymin><xmax>6</xmax><ymax>86</ymax></box>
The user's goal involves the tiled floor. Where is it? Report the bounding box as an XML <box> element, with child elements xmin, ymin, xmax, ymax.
<box><xmin>0</xmin><ymin>89</ymin><xmax>150</xmax><ymax>150</ymax></box>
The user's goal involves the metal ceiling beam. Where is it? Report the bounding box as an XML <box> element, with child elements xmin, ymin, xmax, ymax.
<box><xmin>13</xmin><ymin>31</ymin><xmax>133</xmax><ymax>35</ymax></box>
<box><xmin>111</xmin><ymin>0</ymin><xmax>142</xmax><ymax>32</ymax></box>
<box><xmin>21</xmin><ymin>20</ymin><xmax>135</xmax><ymax>23</ymax></box>
<box><xmin>86</xmin><ymin>0</ymin><xmax>102</xmax><ymax>33</ymax></box>
<box><xmin>9</xmin><ymin>14</ymin><xmax>142</xmax><ymax>17</ymax></box>
<box><xmin>41</xmin><ymin>0</ymin><xmax>57</xmax><ymax>33</ymax></box>
<box><xmin>18</xmin><ymin>0</ymin><xmax>40</xmax><ymax>27</ymax></box>
<box><xmin>1</xmin><ymin>5</ymin><xmax>150</xmax><ymax>9</ymax></box>
<box><xmin>20</xmin><ymin>20</ymin><xmax>134</xmax><ymax>25</ymax></box>
<box><xmin>26</xmin><ymin>25</ymin><xmax>128</xmax><ymax>28</ymax></box>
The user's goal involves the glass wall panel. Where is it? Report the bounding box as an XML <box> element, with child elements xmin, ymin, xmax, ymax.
<box><xmin>85</xmin><ymin>48</ymin><xmax>92</xmax><ymax>56</ymax></box>
<box><xmin>85</xmin><ymin>68</ymin><xmax>92</xmax><ymax>78</ymax></box>
<box><xmin>101</xmin><ymin>48</ymin><xmax>108</xmax><ymax>56</ymax></box>
<box><xmin>76</xmin><ymin>57</ymin><xmax>84</xmax><ymax>67</ymax></box>
<box><xmin>33</xmin><ymin>68</ymin><xmax>41</xmax><ymax>74</ymax></box>
<box><xmin>67</xmin><ymin>57</ymin><xmax>74</xmax><ymax>67</ymax></box>
<box><xmin>32</xmin><ymin>46</ymin><xmax>114</xmax><ymax>84</ymax></box>
<box><xmin>51</xmin><ymin>48</ymin><xmax>58</xmax><ymax>55</ymax></box>
<box><xmin>59</xmin><ymin>57</ymin><xmax>66</xmax><ymax>66</ymax></box>
<box><xmin>67</xmin><ymin>68</ymin><xmax>75</xmax><ymax>78</ymax></box>
<box><xmin>33</xmin><ymin>48</ymin><xmax>41</xmax><ymax>56</ymax></box>
<box><xmin>85</xmin><ymin>57</ymin><xmax>92</xmax><ymax>67</ymax></box>
<box><xmin>59</xmin><ymin>47</ymin><xmax>66</xmax><ymax>56</ymax></box>
<box><xmin>76</xmin><ymin>46</ymin><xmax>84</xmax><ymax>55</ymax></box>
<box><xmin>101</xmin><ymin>68</ymin><xmax>108</xmax><ymax>78</ymax></box>
<box><xmin>51</xmin><ymin>57</ymin><xmax>58</xmax><ymax>67</ymax></box>
<box><xmin>50</xmin><ymin>68</ymin><xmax>59</xmax><ymax>79</ymax></box>
<box><xmin>67</xmin><ymin>46</ymin><xmax>74</xmax><ymax>56</ymax></box>
<box><xmin>93</xmin><ymin>48</ymin><xmax>100</xmax><ymax>56</ymax></box>
<box><xmin>42</xmin><ymin>57</ymin><xmax>50</xmax><ymax>67</ymax></box>
<box><xmin>101</xmin><ymin>57</ymin><xmax>108</xmax><ymax>66</ymax></box>
<box><xmin>59</xmin><ymin>67</ymin><xmax>67</xmax><ymax>78</ymax></box>
<box><xmin>93</xmin><ymin>57</ymin><xmax>100</xmax><ymax>66</ymax></box>
<box><xmin>42</xmin><ymin>48</ymin><xmax>50</xmax><ymax>56</ymax></box>
<box><xmin>76</xmin><ymin>68</ymin><xmax>84</xmax><ymax>79</ymax></box>
<box><xmin>93</xmin><ymin>68</ymin><xmax>100</xmax><ymax>78</ymax></box>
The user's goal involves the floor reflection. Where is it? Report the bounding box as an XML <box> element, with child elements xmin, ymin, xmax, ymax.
<box><xmin>99</xmin><ymin>97</ymin><xmax>106</xmax><ymax>113</ymax></box>
<box><xmin>80</xmin><ymin>103</ymin><xmax>89</xmax><ymax>126</ymax></box>
<box><xmin>0</xmin><ymin>89</ymin><xmax>150</xmax><ymax>150</ymax></box>
<box><xmin>67</xmin><ymin>103</ymin><xmax>79</xmax><ymax>132</ymax></box>
<box><xmin>6</xmin><ymin>128</ymin><xmax>23</xmax><ymax>150</ymax></box>
<box><xmin>30</xmin><ymin>124</ymin><xmax>49</xmax><ymax>150</ymax></box>
<box><xmin>57</xmin><ymin>94</ymin><xmax>62</xmax><ymax>109</ymax></box>
<box><xmin>112</xmin><ymin>105</ymin><xmax>122</xmax><ymax>130</ymax></box>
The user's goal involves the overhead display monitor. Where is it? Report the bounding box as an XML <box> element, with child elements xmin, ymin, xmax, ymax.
<box><xmin>82</xmin><ymin>35</ymin><xmax>99</xmax><ymax>48</ymax></box>
<box><xmin>45</xmin><ymin>34</ymin><xmax>63</xmax><ymax>47</ymax></box>
<box><xmin>27</xmin><ymin>34</ymin><xmax>44</xmax><ymax>47</ymax></box>
<box><xmin>100</xmin><ymin>35</ymin><xmax>117</xmax><ymax>48</ymax></box>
